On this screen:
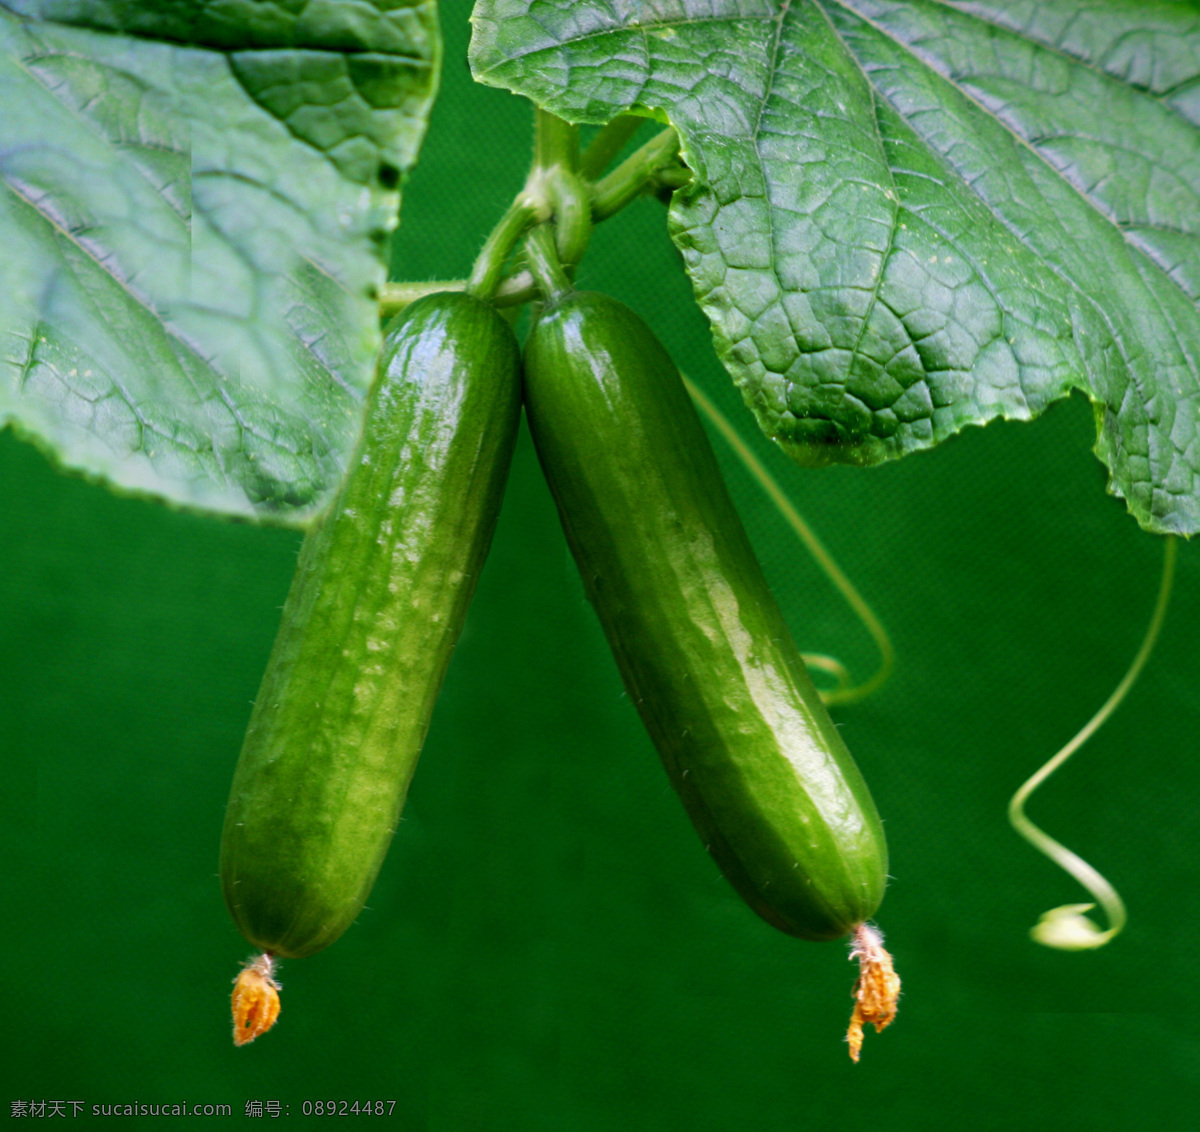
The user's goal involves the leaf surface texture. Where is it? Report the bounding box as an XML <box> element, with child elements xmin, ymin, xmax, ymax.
<box><xmin>0</xmin><ymin>1</ymin><xmax>440</xmax><ymax>522</ymax></box>
<box><xmin>473</xmin><ymin>0</ymin><xmax>1200</xmax><ymax>534</ymax></box>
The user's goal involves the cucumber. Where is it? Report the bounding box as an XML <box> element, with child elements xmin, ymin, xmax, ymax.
<box><xmin>523</xmin><ymin>292</ymin><xmax>887</xmax><ymax>941</ymax></box>
<box><xmin>220</xmin><ymin>292</ymin><xmax>521</xmax><ymax>959</ymax></box>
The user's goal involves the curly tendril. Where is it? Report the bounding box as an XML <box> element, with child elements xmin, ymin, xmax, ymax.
<box><xmin>1009</xmin><ymin>536</ymin><xmax>1177</xmax><ymax>950</ymax></box>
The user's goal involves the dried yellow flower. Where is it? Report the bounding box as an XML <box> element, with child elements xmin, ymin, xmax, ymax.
<box><xmin>847</xmin><ymin>923</ymin><xmax>900</xmax><ymax>1062</ymax></box>
<box><xmin>232</xmin><ymin>953</ymin><xmax>281</xmax><ymax>1047</ymax></box>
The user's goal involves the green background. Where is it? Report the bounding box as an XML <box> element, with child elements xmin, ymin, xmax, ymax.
<box><xmin>4</xmin><ymin>5</ymin><xmax>1199</xmax><ymax>1126</ymax></box>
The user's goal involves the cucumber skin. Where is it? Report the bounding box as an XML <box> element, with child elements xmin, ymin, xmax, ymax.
<box><xmin>221</xmin><ymin>293</ymin><xmax>521</xmax><ymax>959</ymax></box>
<box><xmin>523</xmin><ymin>292</ymin><xmax>887</xmax><ymax>941</ymax></box>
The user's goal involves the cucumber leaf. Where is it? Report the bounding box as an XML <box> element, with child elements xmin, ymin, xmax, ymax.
<box><xmin>0</xmin><ymin>1</ymin><xmax>440</xmax><ymax>524</ymax></box>
<box><xmin>471</xmin><ymin>0</ymin><xmax>1200</xmax><ymax>536</ymax></box>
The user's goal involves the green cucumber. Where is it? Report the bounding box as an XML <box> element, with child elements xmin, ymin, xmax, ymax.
<box><xmin>523</xmin><ymin>292</ymin><xmax>887</xmax><ymax>941</ymax></box>
<box><xmin>220</xmin><ymin>292</ymin><xmax>521</xmax><ymax>959</ymax></box>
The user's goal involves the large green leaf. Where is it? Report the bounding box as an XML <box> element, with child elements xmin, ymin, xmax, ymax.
<box><xmin>471</xmin><ymin>0</ymin><xmax>1200</xmax><ymax>536</ymax></box>
<box><xmin>0</xmin><ymin>1</ymin><xmax>439</xmax><ymax>524</ymax></box>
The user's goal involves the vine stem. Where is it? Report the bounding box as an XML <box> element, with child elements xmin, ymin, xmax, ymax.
<box><xmin>387</xmin><ymin>118</ymin><xmax>684</xmax><ymax>317</ymax></box>
<box><xmin>580</xmin><ymin>114</ymin><xmax>645</xmax><ymax>180</ymax></box>
<box><xmin>466</xmin><ymin>199</ymin><xmax>543</xmax><ymax>301</ymax></box>
<box><xmin>493</xmin><ymin>269</ymin><xmax>538</xmax><ymax>308</ymax></box>
<box><xmin>591</xmin><ymin>128</ymin><xmax>683</xmax><ymax>221</ymax></box>
<box><xmin>1009</xmin><ymin>535</ymin><xmax>1177</xmax><ymax>950</ymax></box>
<box><xmin>682</xmin><ymin>375</ymin><xmax>894</xmax><ymax>706</ymax></box>
<box><xmin>379</xmin><ymin>280</ymin><xmax>466</xmax><ymax>319</ymax></box>
<box><xmin>523</xmin><ymin>223</ymin><xmax>572</xmax><ymax>304</ymax></box>
<box><xmin>535</xmin><ymin>106</ymin><xmax>579</xmax><ymax>173</ymax></box>
<box><xmin>544</xmin><ymin>165</ymin><xmax>592</xmax><ymax>267</ymax></box>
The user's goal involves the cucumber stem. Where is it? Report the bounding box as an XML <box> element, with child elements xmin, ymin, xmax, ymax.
<box><xmin>544</xmin><ymin>164</ymin><xmax>593</xmax><ymax>267</ymax></box>
<box><xmin>530</xmin><ymin>107</ymin><xmax>592</xmax><ymax>267</ymax></box>
<box><xmin>1008</xmin><ymin>535</ymin><xmax>1177</xmax><ymax>950</ymax></box>
<box><xmin>386</xmin><ymin>118</ymin><xmax>682</xmax><ymax>321</ymax></box>
<box><xmin>591</xmin><ymin>128</ymin><xmax>683</xmax><ymax>221</ymax></box>
<box><xmin>466</xmin><ymin>199</ymin><xmax>544</xmax><ymax>302</ymax></box>
<box><xmin>535</xmin><ymin>107</ymin><xmax>580</xmax><ymax>174</ymax></box>
<box><xmin>523</xmin><ymin>224</ymin><xmax>573</xmax><ymax>303</ymax></box>
<box><xmin>379</xmin><ymin>280</ymin><xmax>467</xmax><ymax>319</ymax></box>
<box><xmin>493</xmin><ymin>269</ymin><xmax>537</xmax><ymax>308</ymax></box>
<box><xmin>580</xmin><ymin>114</ymin><xmax>645</xmax><ymax>180</ymax></box>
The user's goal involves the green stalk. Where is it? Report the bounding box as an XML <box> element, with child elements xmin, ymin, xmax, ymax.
<box><xmin>535</xmin><ymin>107</ymin><xmax>579</xmax><ymax>173</ymax></box>
<box><xmin>523</xmin><ymin>224</ymin><xmax>572</xmax><ymax>304</ymax></box>
<box><xmin>580</xmin><ymin>114</ymin><xmax>644</xmax><ymax>180</ymax></box>
<box><xmin>591</xmin><ymin>128</ymin><xmax>681</xmax><ymax>221</ymax></box>
<box><xmin>385</xmin><ymin>120</ymin><xmax>683</xmax><ymax>319</ymax></box>
<box><xmin>655</xmin><ymin>167</ymin><xmax>693</xmax><ymax>191</ymax></box>
<box><xmin>379</xmin><ymin>280</ymin><xmax>467</xmax><ymax>319</ymax></box>
<box><xmin>532</xmin><ymin>107</ymin><xmax>591</xmax><ymax>265</ymax></box>
<box><xmin>493</xmin><ymin>269</ymin><xmax>537</xmax><ymax>308</ymax></box>
<box><xmin>544</xmin><ymin>165</ymin><xmax>592</xmax><ymax>266</ymax></box>
<box><xmin>466</xmin><ymin>200</ymin><xmax>542</xmax><ymax>301</ymax></box>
